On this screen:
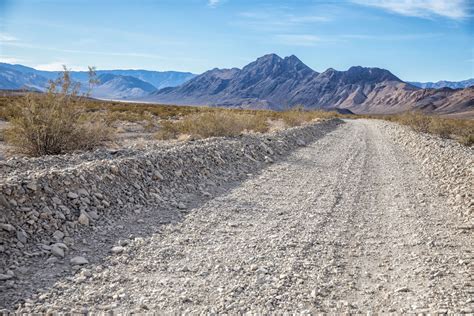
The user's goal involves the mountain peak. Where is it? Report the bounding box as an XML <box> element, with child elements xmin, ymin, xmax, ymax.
<box><xmin>346</xmin><ymin>66</ymin><xmax>402</xmax><ymax>82</ymax></box>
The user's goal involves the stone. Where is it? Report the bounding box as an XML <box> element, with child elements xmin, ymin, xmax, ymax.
<box><xmin>67</xmin><ymin>192</ymin><xmax>79</xmax><ymax>199</ymax></box>
<box><xmin>0</xmin><ymin>224</ymin><xmax>15</xmax><ymax>232</ymax></box>
<box><xmin>111</xmin><ymin>246</ymin><xmax>125</xmax><ymax>254</ymax></box>
<box><xmin>51</xmin><ymin>244</ymin><xmax>65</xmax><ymax>258</ymax></box>
<box><xmin>16</xmin><ymin>230</ymin><xmax>28</xmax><ymax>243</ymax></box>
<box><xmin>78</xmin><ymin>213</ymin><xmax>90</xmax><ymax>226</ymax></box>
<box><xmin>0</xmin><ymin>194</ymin><xmax>10</xmax><ymax>209</ymax></box>
<box><xmin>296</xmin><ymin>139</ymin><xmax>306</xmax><ymax>146</ymax></box>
<box><xmin>0</xmin><ymin>274</ymin><xmax>13</xmax><ymax>281</ymax></box>
<box><xmin>26</xmin><ymin>182</ymin><xmax>37</xmax><ymax>191</ymax></box>
<box><xmin>70</xmin><ymin>256</ymin><xmax>89</xmax><ymax>265</ymax></box>
<box><xmin>153</xmin><ymin>171</ymin><xmax>164</xmax><ymax>180</ymax></box>
<box><xmin>53</xmin><ymin>230</ymin><xmax>65</xmax><ymax>241</ymax></box>
<box><xmin>77</xmin><ymin>188</ymin><xmax>89</xmax><ymax>196</ymax></box>
<box><xmin>178</xmin><ymin>203</ymin><xmax>187</xmax><ymax>210</ymax></box>
<box><xmin>395</xmin><ymin>287</ymin><xmax>409</xmax><ymax>293</ymax></box>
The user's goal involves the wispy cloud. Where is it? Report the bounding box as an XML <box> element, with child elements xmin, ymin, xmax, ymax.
<box><xmin>208</xmin><ymin>0</ymin><xmax>220</xmax><ymax>8</ymax></box>
<box><xmin>0</xmin><ymin>32</ymin><xmax>18</xmax><ymax>42</ymax></box>
<box><xmin>35</xmin><ymin>61</ymin><xmax>88</xmax><ymax>71</ymax></box>
<box><xmin>0</xmin><ymin>56</ymin><xmax>25</xmax><ymax>64</ymax></box>
<box><xmin>236</xmin><ymin>10</ymin><xmax>331</xmax><ymax>30</ymax></box>
<box><xmin>352</xmin><ymin>0</ymin><xmax>470</xmax><ymax>19</ymax></box>
<box><xmin>275</xmin><ymin>34</ymin><xmax>322</xmax><ymax>47</ymax></box>
<box><xmin>341</xmin><ymin>33</ymin><xmax>442</xmax><ymax>40</ymax></box>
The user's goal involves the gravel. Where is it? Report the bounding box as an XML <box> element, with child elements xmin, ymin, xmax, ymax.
<box><xmin>0</xmin><ymin>119</ymin><xmax>472</xmax><ymax>313</ymax></box>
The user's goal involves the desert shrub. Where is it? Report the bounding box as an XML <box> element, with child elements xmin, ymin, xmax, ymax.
<box><xmin>396</xmin><ymin>111</ymin><xmax>432</xmax><ymax>133</ymax></box>
<box><xmin>278</xmin><ymin>108</ymin><xmax>336</xmax><ymax>127</ymax></box>
<box><xmin>385</xmin><ymin>111</ymin><xmax>474</xmax><ymax>146</ymax></box>
<box><xmin>156</xmin><ymin>111</ymin><xmax>270</xmax><ymax>140</ymax></box>
<box><xmin>4</xmin><ymin>67</ymin><xmax>113</xmax><ymax>156</ymax></box>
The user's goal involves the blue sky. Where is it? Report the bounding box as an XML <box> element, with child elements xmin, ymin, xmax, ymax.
<box><xmin>0</xmin><ymin>0</ymin><xmax>472</xmax><ymax>81</ymax></box>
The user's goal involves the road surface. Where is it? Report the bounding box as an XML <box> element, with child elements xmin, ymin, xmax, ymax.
<box><xmin>9</xmin><ymin>120</ymin><xmax>474</xmax><ymax>313</ymax></box>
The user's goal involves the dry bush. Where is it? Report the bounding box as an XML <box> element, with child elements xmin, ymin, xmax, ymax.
<box><xmin>386</xmin><ymin>111</ymin><xmax>474</xmax><ymax>146</ymax></box>
<box><xmin>278</xmin><ymin>108</ymin><xmax>338</xmax><ymax>127</ymax></box>
<box><xmin>4</xmin><ymin>67</ymin><xmax>113</xmax><ymax>156</ymax></box>
<box><xmin>156</xmin><ymin>111</ymin><xmax>270</xmax><ymax>140</ymax></box>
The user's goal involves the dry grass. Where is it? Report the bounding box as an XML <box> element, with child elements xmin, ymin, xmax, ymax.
<box><xmin>378</xmin><ymin>112</ymin><xmax>474</xmax><ymax>146</ymax></box>
<box><xmin>155</xmin><ymin>108</ymin><xmax>342</xmax><ymax>140</ymax></box>
<box><xmin>4</xmin><ymin>69</ymin><xmax>113</xmax><ymax>156</ymax></box>
<box><xmin>156</xmin><ymin>111</ymin><xmax>270</xmax><ymax>140</ymax></box>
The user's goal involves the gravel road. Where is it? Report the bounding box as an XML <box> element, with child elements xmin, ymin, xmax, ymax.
<box><xmin>8</xmin><ymin>119</ymin><xmax>474</xmax><ymax>313</ymax></box>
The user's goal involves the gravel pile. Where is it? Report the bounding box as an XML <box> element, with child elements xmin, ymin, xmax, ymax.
<box><xmin>0</xmin><ymin>119</ymin><xmax>342</xmax><ymax>288</ymax></box>
<box><xmin>381</xmin><ymin>121</ymin><xmax>473</xmax><ymax>218</ymax></box>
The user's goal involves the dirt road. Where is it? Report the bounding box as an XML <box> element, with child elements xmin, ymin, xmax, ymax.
<box><xmin>8</xmin><ymin>120</ymin><xmax>474</xmax><ymax>313</ymax></box>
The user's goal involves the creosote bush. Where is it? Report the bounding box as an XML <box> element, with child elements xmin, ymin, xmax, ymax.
<box><xmin>156</xmin><ymin>111</ymin><xmax>270</xmax><ymax>140</ymax></box>
<box><xmin>4</xmin><ymin>67</ymin><xmax>113</xmax><ymax>156</ymax></box>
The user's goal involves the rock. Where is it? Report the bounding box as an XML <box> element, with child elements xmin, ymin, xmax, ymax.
<box><xmin>0</xmin><ymin>224</ymin><xmax>15</xmax><ymax>232</ymax></box>
<box><xmin>53</xmin><ymin>230</ymin><xmax>65</xmax><ymax>241</ymax></box>
<box><xmin>88</xmin><ymin>211</ymin><xmax>99</xmax><ymax>220</ymax></box>
<box><xmin>296</xmin><ymin>139</ymin><xmax>306</xmax><ymax>146</ymax></box>
<box><xmin>0</xmin><ymin>274</ymin><xmax>13</xmax><ymax>281</ymax></box>
<box><xmin>46</xmin><ymin>257</ymin><xmax>59</xmax><ymax>264</ymax></box>
<box><xmin>178</xmin><ymin>203</ymin><xmax>187</xmax><ymax>210</ymax></box>
<box><xmin>0</xmin><ymin>194</ymin><xmax>10</xmax><ymax>209</ymax></box>
<box><xmin>111</xmin><ymin>246</ymin><xmax>125</xmax><ymax>254</ymax></box>
<box><xmin>77</xmin><ymin>188</ymin><xmax>89</xmax><ymax>196</ymax></box>
<box><xmin>51</xmin><ymin>244</ymin><xmax>65</xmax><ymax>258</ymax></box>
<box><xmin>153</xmin><ymin>171</ymin><xmax>164</xmax><ymax>180</ymax></box>
<box><xmin>70</xmin><ymin>256</ymin><xmax>89</xmax><ymax>265</ymax></box>
<box><xmin>16</xmin><ymin>230</ymin><xmax>28</xmax><ymax>243</ymax></box>
<box><xmin>26</xmin><ymin>182</ymin><xmax>37</xmax><ymax>191</ymax></box>
<box><xmin>395</xmin><ymin>287</ymin><xmax>410</xmax><ymax>293</ymax></box>
<box><xmin>78</xmin><ymin>213</ymin><xmax>90</xmax><ymax>226</ymax></box>
<box><xmin>67</xmin><ymin>192</ymin><xmax>79</xmax><ymax>199</ymax></box>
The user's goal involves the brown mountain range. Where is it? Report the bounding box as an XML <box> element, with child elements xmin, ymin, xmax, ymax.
<box><xmin>147</xmin><ymin>54</ymin><xmax>473</xmax><ymax>116</ymax></box>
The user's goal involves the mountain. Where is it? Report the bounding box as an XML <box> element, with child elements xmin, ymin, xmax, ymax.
<box><xmin>0</xmin><ymin>64</ymin><xmax>49</xmax><ymax>91</ymax></box>
<box><xmin>147</xmin><ymin>54</ymin><xmax>473</xmax><ymax>115</ymax></box>
<box><xmin>148</xmin><ymin>54</ymin><xmax>319</xmax><ymax>109</ymax></box>
<box><xmin>409</xmin><ymin>79</ymin><xmax>474</xmax><ymax>89</ymax></box>
<box><xmin>95</xmin><ymin>70</ymin><xmax>196</xmax><ymax>89</ymax></box>
<box><xmin>0</xmin><ymin>63</ymin><xmax>195</xmax><ymax>99</ymax></box>
<box><xmin>92</xmin><ymin>74</ymin><xmax>158</xmax><ymax>99</ymax></box>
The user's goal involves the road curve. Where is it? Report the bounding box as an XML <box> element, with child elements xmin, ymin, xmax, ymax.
<box><xmin>12</xmin><ymin>119</ymin><xmax>474</xmax><ymax>313</ymax></box>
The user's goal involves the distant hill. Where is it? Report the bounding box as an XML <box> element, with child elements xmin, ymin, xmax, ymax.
<box><xmin>147</xmin><ymin>53</ymin><xmax>473</xmax><ymax>115</ymax></box>
<box><xmin>92</xmin><ymin>74</ymin><xmax>158</xmax><ymax>99</ymax></box>
<box><xmin>409</xmin><ymin>79</ymin><xmax>474</xmax><ymax>89</ymax></box>
<box><xmin>0</xmin><ymin>63</ymin><xmax>196</xmax><ymax>100</ymax></box>
<box><xmin>1</xmin><ymin>58</ymin><xmax>473</xmax><ymax>116</ymax></box>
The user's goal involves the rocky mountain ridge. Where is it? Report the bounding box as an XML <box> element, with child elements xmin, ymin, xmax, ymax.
<box><xmin>148</xmin><ymin>54</ymin><xmax>473</xmax><ymax>115</ymax></box>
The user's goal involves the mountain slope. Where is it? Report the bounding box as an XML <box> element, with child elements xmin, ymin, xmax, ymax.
<box><xmin>148</xmin><ymin>54</ymin><xmax>473</xmax><ymax>115</ymax></box>
<box><xmin>0</xmin><ymin>63</ymin><xmax>195</xmax><ymax>99</ymax></box>
<box><xmin>149</xmin><ymin>54</ymin><xmax>319</xmax><ymax>109</ymax></box>
<box><xmin>92</xmin><ymin>74</ymin><xmax>158</xmax><ymax>99</ymax></box>
<box><xmin>409</xmin><ymin>79</ymin><xmax>474</xmax><ymax>89</ymax></box>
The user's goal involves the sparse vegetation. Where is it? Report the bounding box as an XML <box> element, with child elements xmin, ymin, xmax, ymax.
<box><xmin>156</xmin><ymin>111</ymin><xmax>270</xmax><ymax>140</ymax></box>
<box><xmin>376</xmin><ymin>111</ymin><xmax>474</xmax><ymax>146</ymax></box>
<box><xmin>3</xmin><ymin>67</ymin><xmax>113</xmax><ymax>156</ymax></box>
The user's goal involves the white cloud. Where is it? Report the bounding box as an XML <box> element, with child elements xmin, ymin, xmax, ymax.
<box><xmin>35</xmin><ymin>62</ymin><xmax>88</xmax><ymax>71</ymax></box>
<box><xmin>238</xmin><ymin>11</ymin><xmax>331</xmax><ymax>28</ymax></box>
<box><xmin>275</xmin><ymin>34</ymin><xmax>322</xmax><ymax>47</ymax></box>
<box><xmin>0</xmin><ymin>33</ymin><xmax>18</xmax><ymax>42</ymax></box>
<box><xmin>352</xmin><ymin>0</ymin><xmax>469</xmax><ymax>19</ymax></box>
<box><xmin>0</xmin><ymin>57</ymin><xmax>25</xmax><ymax>64</ymax></box>
<box><xmin>208</xmin><ymin>0</ymin><xmax>220</xmax><ymax>8</ymax></box>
